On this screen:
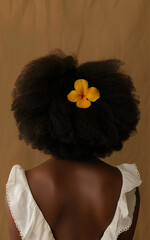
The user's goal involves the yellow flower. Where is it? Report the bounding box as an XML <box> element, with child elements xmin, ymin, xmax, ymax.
<box><xmin>67</xmin><ymin>79</ymin><xmax>100</xmax><ymax>108</ymax></box>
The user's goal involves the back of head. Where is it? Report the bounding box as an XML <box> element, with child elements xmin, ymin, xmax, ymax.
<box><xmin>11</xmin><ymin>49</ymin><xmax>140</xmax><ymax>162</ymax></box>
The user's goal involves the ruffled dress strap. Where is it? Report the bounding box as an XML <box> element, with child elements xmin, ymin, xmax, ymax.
<box><xmin>6</xmin><ymin>164</ymin><xmax>55</xmax><ymax>240</ymax></box>
<box><xmin>101</xmin><ymin>163</ymin><xmax>142</xmax><ymax>240</ymax></box>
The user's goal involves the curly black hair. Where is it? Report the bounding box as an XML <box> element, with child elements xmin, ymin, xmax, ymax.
<box><xmin>11</xmin><ymin>49</ymin><xmax>140</xmax><ymax>162</ymax></box>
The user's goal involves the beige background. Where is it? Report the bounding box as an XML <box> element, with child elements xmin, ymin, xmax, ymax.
<box><xmin>0</xmin><ymin>0</ymin><xmax>149</xmax><ymax>239</ymax></box>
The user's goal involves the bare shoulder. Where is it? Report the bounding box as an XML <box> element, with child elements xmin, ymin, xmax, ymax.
<box><xmin>24</xmin><ymin>159</ymin><xmax>59</xmax><ymax>189</ymax></box>
<box><xmin>24</xmin><ymin>160</ymin><xmax>60</xmax><ymax>227</ymax></box>
<box><xmin>24</xmin><ymin>159</ymin><xmax>57</xmax><ymax>198</ymax></box>
<box><xmin>96</xmin><ymin>165</ymin><xmax>123</xmax><ymax>229</ymax></box>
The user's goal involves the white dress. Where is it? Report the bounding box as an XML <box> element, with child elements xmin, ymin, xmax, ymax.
<box><xmin>6</xmin><ymin>163</ymin><xmax>142</xmax><ymax>240</ymax></box>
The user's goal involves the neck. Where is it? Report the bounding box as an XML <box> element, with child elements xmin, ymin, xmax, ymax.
<box><xmin>48</xmin><ymin>155</ymin><xmax>107</xmax><ymax>167</ymax></box>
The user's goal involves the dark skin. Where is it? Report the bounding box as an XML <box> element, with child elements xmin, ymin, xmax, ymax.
<box><xmin>5</xmin><ymin>156</ymin><xmax>140</xmax><ymax>240</ymax></box>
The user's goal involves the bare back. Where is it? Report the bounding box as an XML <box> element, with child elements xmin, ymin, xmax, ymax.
<box><xmin>25</xmin><ymin>158</ymin><xmax>124</xmax><ymax>240</ymax></box>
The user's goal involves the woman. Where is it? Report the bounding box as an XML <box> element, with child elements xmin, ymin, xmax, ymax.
<box><xmin>5</xmin><ymin>49</ymin><xmax>142</xmax><ymax>240</ymax></box>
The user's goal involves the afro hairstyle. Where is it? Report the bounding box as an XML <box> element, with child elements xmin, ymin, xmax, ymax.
<box><xmin>11</xmin><ymin>49</ymin><xmax>140</xmax><ymax>162</ymax></box>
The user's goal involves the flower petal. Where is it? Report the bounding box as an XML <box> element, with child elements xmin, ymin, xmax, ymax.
<box><xmin>76</xmin><ymin>97</ymin><xmax>91</xmax><ymax>108</ymax></box>
<box><xmin>85</xmin><ymin>87</ymin><xmax>100</xmax><ymax>102</ymax></box>
<box><xmin>67</xmin><ymin>90</ymin><xmax>82</xmax><ymax>102</ymax></box>
<box><xmin>74</xmin><ymin>79</ymin><xmax>88</xmax><ymax>95</ymax></box>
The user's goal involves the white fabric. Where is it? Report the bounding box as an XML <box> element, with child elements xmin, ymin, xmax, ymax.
<box><xmin>6</xmin><ymin>163</ymin><xmax>142</xmax><ymax>240</ymax></box>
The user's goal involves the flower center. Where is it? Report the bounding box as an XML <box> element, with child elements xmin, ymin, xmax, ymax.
<box><xmin>79</xmin><ymin>93</ymin><xmax>88</xmax><ymax>100</ymax></box>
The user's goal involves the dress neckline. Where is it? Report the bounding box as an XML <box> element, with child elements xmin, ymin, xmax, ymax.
<box><xmin>21</xmin><ymin>164</ymin><xmax>124</xmax><ymax>240</ymax></box>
